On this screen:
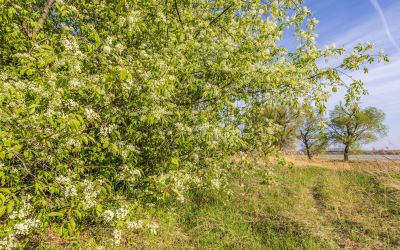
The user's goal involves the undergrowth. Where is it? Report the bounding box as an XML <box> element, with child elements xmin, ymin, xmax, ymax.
<box><xmin>39</xmin><ymin>159</ymin><xmax>400</xmax><ymax>249</ymax></box>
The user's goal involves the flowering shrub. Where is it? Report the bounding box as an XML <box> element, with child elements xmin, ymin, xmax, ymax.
<box><xmin>0</xmin><ymin>0</ymin><xmax>386</xmax><ymax>248</ymax></box>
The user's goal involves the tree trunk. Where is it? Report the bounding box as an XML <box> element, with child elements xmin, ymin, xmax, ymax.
<box><xmin>344</xmin><ymin>145</ymin><xmax>349</xmax><ymax>161</ymax></box>
<box><xmin>306</xmin><ymin>147</ymin><xmax>312</xmax><ymax>160</ymax></box>
<box><xmin>303</xmin><ymin>138</ymin><xmax>312</xmax><ymax>160</ymax></box>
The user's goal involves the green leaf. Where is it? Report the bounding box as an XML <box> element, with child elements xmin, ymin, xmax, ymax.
<box><xmin>7</xmin><ymin>200</ymin><xmax>14</xmax><ymax>214</ymax></box>
<box><xmin>47</xmin><ymin>211</ymin><xmax>65</xmax><ymax>218</ymax></box>
<box><xmin>0</xmin><ymin>206</ymin><xmax>6</xmax><ymax>218</ymax></box>
<box><xmin>67</xmin><ymin>218</ymin><xmax>76</xmax><ymax>235</ymax></box>
<box><xmin>102</xmin><ymin>140</ymin><xmax>109</xmax><ymax>149</ymax></box>
<box><xmin>7</xmin><ymin>8</ymin><xmax>14</xmax><ymax>18</ymax></box>
<box><xmin>119</xmin><ymin>68</ymin><xmax>128</xmax><ymax>80</ymax></box>
<box><xmin>95</xmin><ymin>205</ymin><xmax>103</xmax><ymax>217</ymax></box>
<box><xmin>171</xmin><ymin>157</ymin><xmax>179</xmax><ymax>167</ymax></box>
<box><xmin>73</xmin><ymin>210</ymin><xmax>82</xmax><ymax>220</ymax></box>
<box><xmin>0</xmin><ymin>193</ymin><xmax>5</xmax><ymax>204</ymax></box>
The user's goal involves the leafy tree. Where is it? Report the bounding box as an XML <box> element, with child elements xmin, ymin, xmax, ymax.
<box><xmin>269</xmin><ymin>105</ymin><xmax>302</xmax><ymax>151</ymax></box>
<box><xmin>298</xmin><ymin>111</ymin><xmax>328</xmax><ymax>159</ymax></box>
<box><xmin>262</xmin><ymin>105</ymin><xmax>301</xmax><ymax>151</ymax></box>
<box><xmin>0</xmin><ymin>0</ymin><xmax>387</xmax><ymax>246</ymax></box>
<box><xmin>328</xmin><ymin>104</ymin><xmax>387</xmax><ymax>161</ymax></box>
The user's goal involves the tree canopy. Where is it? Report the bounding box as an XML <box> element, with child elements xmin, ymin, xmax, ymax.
<box><xmin>298</xmin><ymin>111</ymin><xmax>328</xmax><ymax>159</ymax></box>
<box><xmin>328</xmin><ymin>104</ymin><xmax>387</xmax><ymax>161</ymax></box>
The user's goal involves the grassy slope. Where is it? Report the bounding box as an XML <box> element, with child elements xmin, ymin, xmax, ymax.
<box><xmin>43</xmin><ymin>159</ymin><xmax>400</xmax><ymax>249</ymax></box>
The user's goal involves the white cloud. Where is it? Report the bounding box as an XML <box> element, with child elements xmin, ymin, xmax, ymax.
<box><xmin>369</xmin><ymin>0</ymin><xmax>400</xmax><ymax>53</ymax></box>
<box><xmin>321</xmin><ymin>3</ymin><xmax>400</xmax><ymax>149</ymax></box>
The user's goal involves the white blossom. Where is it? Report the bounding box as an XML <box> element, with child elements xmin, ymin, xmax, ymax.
<box><xmin>103</xmin><ymin>45</ymin><xmax>111</xmax><ymax>54</ymax></box>
<box><xmin>0</xmin><ymin>234</ymin><xmax>18</xmax><ymax>250</ymax></box>
<box><xmin>211</xmin><ymin>179</ymin><xmax>221</xmax><ymax>189</ymax></box>
<box><xmin>82</xmin><ymin>180</ymin><xmax>99</xmax><ymax>209</ymax></box>
<box><xmin>70</xmin><ymin>78</ymin><xmax>83</xmax><ymax>88</ymax></box>
<box><xmin>14</xmin><ymin>219</ymin><xmax>40</xmax><ymax>235</ymax></box>
<box><xmin>102</xmin><ymin>210</ymin><xmax>114</xmax><ymax>223</ymax></box>
<box><xmin>112</xmin><ymin>229</ymin><xmax>122</xmax><ymax>246</ymax></box>
<box><xmin>126</xmin><ymin>220</ymin><xmax>144</xmax><ymax>230</ymax></box>
<box><xmin>85</xmin><ymin>108</ymin><xmax>100</xmax><ymax>121</ymax></box>
<box><xmin>146</xmin><ymin>222</ymin><xmax>159</xmax><ymax>235</ymax></box>
<box><xmin>116</xmin><ymin>206</ymin><xmax>129</xmax><ymax>220</ymax></box>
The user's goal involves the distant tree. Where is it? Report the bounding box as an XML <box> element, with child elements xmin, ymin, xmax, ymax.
<box><xmin>328</xmin><ymin>104</ymin><xmax>387</xmax><ymax>161</ymax></box>
<box><xmin>298</xmin><ymin>112</ymin><xmax>328</xmax><ymax>160</ymax></box>
<box><xmin>242</xmin><ymin>103</ymin><xmax>301</xmax><ymax>154</ymax></box>
<box><xmin>262</xmin><ymin>105</ymin><xmax>302</xmax><ymax>151</ymax></box>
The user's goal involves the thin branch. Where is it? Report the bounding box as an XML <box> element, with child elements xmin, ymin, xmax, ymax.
<box><xmin>31</xmin><ymin>0</ymin><xmax>56</xmax><ymax>39</ymax></box>
<box><xmin>217</xmin><ymin>23</ymin><xmax>235</xmax><ymax>39</ymax></box>
<box><xmin>174</xmin><ymin>0</ymin><xmax>184</xmax><ymax>29</ymax></box>
<box><xmin>194</xmin><ymin>4</ymin><xmax>234</xmax><ymax>39</ymax></box>
<box><xmin>14</xmin><ymin>11</ymin><xmax>30</xmax><ymax>37</ymax></box>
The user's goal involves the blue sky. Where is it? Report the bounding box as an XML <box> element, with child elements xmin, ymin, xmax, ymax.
<box><xmin>305</xmin><ymin>0</ymin><xmax>400</xmax><ymax>149</ymax></box>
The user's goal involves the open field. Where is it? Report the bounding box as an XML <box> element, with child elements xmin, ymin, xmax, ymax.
<box><xmin>40</xmin><ymin>157</ymin><xmax>400</xmax><ymax>249</ymax></box>
<box><xmin>318</xmin><ymin>154</ymin><xmax>400</xmax><ymax>160</ymax></box>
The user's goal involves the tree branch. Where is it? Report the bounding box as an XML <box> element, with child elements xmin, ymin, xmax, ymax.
<box><xmin>174</xmin><ymin>0</ymin><xmax>184</xmax><ymax>29</ymax></box>
<box><xmin>194</xmin><ymin>4</ymin><xmax>234</xmax><ymax>38</ymax></box>
<box><xmin>31</xmin><ymin>0</ymin><xmax>55</xmax><ymax>39</ymax></box>
<box><xmin>14</xmin><ymin>11</ymin><xmax>30</xmax><ymax>37</ymax></box>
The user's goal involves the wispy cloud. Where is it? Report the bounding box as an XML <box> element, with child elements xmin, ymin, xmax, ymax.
<box><xmin>314</xmin><ymin>1</ymin><xmax>400</xmax><ymax>149</ymax></box>
<box><xmin>369</xmin><ymin>0</ymin><xmax>400</xmax><ymax>52</ymax></box>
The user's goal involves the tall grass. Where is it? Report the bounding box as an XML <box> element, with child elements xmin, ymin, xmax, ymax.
<box><xmin>40</xmin><ymin>158</ymin><xmax>400</xmax><ymax>249</ymax></box>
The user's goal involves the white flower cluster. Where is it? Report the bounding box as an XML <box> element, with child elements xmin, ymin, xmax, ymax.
<box><xmin>56</xmin><ymin>175</ymin><xmax>78</xmax><ymax>198</ymax></box>
<box><xmin>0</xmin><ymin>235</ymin><xmax>18</xmax><ymax>250</ymax></box>
<box><xmin>65</xmin><ymin>99</ymin><xmax>78</xmax><ymax>109</ymax></box>
<box><xmin>82</xmin><ymin>180</ymin><xmax>100</xmax><ymax>209</ymax></box>
<box><xmin>116</xmin><ymin>206</ymin><xmax>129</xmax><ymax>221</ymax></box>
<box><xmin>126</xmin><ymin>220</ymin><xmax>144</xmax><ymax>230</ymax></box>
<box><xmin>146</xmin><ymin>222</ymin><xmax>159</xmax><ymax>235</ymax></box>
<box><xmin>127</xmin><ymin>11</ymin><xmax>140</xmax><ymax>24</ymax></box>
<box><xmin>103</xmin><ymin>210</ymin><xmax>114</xmax><ymax>223</ymax></box>
<box><xmin>103</xmin><ymin>45</ymin><xmax>111</xmax><ymax>54</ymax></box>
<box><xmin>126</xmin><ymin>220</ymin><xmax>158</xmax><ymax>234</ymax></box>
<box><xmin>152</xmin><ymin>106</ymin><xmax>169</xmax><ymax>121</ymax></box>
<box><xmin>9</xmin><ymin>201</ymin><xmax>33</xmax><ymax>220</ymax></box>
<box><xmin>1</xmin><ymin>200</ymin><xmax>40</xmax><ymax>249</ymax></box>
<box><xmin>100</xmin><ymin>124</ymin><xmax>118</xmax><ymax>137</ymax></box>
<box><xmin>211</xmin><ymin>179</ymin><xmax>221</xmax><ymax>189</ymax></box>
<box><xmin>117</xmin><ymin>165</ymin><xmax>141</xmax><ymax>183</ymax></box>
<box><xmin>65</xmin><ymin>138</ymin><xmax>81</xmax><ymax>148</ymax></box>
<box><xmin>72</xmin><ymin>62</ymin><xmax>82</xmax><ymax>73</ymax></box>
<box><xmin>175</xmin><ymin>122</ymin><xmax>193</xmax><ymax>134</ymax></box>
<box><xmin>61</xmin><ymin>38</ymin><xmax>84</xmax><ymax>57</ymax></box>
<box><xmin>157</xmin><ymin>170</ymin><xmax>203</xmax><ymax>203</ymax></box>
<box><xmin>14</xmin><ymin>53</ymin><xmax>35</xmax><ymax>61</ymax></box>
<box><xmin>14</xmin><ymin>219</ymin><xmax>40</xmax><ymax>235</ymax></box>
<box><xmin>112</xmin><ymin>229</ymin><xmax>122</xmax><ymax>246</ymax></box>
<box><xmin>85</xmin><ymin>108</ymin><xmax>100</xmax><ymax>121</ymax></box>
<box><xmin>70</xmin><ymin>78</ymin><xmax>83</xmax><ymax>88</ymax></box>
<box><xmin>115</xmin><ymin>43</ymin><xmax>125</xmax><ymax>53</ymax></box>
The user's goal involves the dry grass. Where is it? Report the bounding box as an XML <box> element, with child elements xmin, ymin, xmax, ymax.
<box><xmin>39</xmin><ymin>155</ymin><xmax>400</xmax><ymax>249</ymax></box>
<box><xmin>285</xmin><ymin>154</ymin><xmax>400</xmax><ymax>172</ymax></box>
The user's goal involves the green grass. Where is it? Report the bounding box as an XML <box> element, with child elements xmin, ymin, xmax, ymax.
<box><xmin>41</xmin><ymin>161</ymin><xmax>400</xmax><ymax>249</ymax></box>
